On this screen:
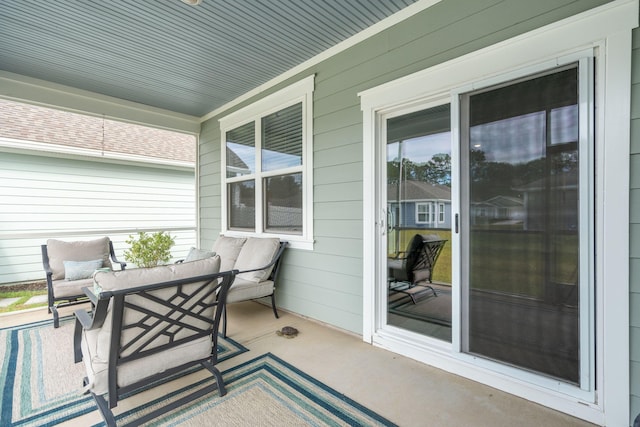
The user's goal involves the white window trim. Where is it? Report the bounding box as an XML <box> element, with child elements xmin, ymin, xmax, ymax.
<box><xmin>359</xmin><ymin>1</ymin><xmax>636</xmax><ymax>425</ymax></box>
<box><xmin>415</xmin><ymin>202</ymin><xmax>432</xmax><ymax>224</ymax></box>
<box><xmin>438</xmin><ymin>202</ymin><xmax>445</xmax><ymax>223</ymax></box>
<box><xmin>219</xmin><ymin>75</ymin><xmax>315</xmax><ymax>250</ymax></box>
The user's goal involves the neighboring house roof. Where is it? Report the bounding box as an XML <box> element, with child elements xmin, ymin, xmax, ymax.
<box><xmin>387</xmin><ymin>180</ymin><xmax>451</xmax><ymax>201</ymax></box>
<box><xmin>477</xmin><ymin>195</ymin><xmax>524</xmax><ymax>208</ymax></box>
<box><xmin>0</xmin><ymin>99</ymin><xmax>195</xmax><ymax>164</ymax></box>
<box><xmin>513</xmin><ymin>170</ymin><xmax>578</xmax><ymax>192</ymax></box>
<box><xmin>226</xmin><ymin>147</ymin><xmax>250</xmax><ymax>175</ymax></box>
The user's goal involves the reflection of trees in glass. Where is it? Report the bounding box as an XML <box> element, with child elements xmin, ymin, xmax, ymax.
<box><xmin>267</xmin><ymin>174</ymin><xmax>302</xmax><ymax>207</ymax></box>
<box><xmin>387</xmin><ymin>153</ymin><xmax>451</xmax><ymax>186</ymax></box>
<box><xmin>229</xmin><ymin>181</ymin><xmax>255</xmax><ymax>229</ymax></box>
<box><xmin>237</xmin><ymin>181</ymin><xmax>255</xmax><ymax>203</ymax></box>
<box><xmin>469</xmin><ymin>148</ymin><xmax>577</xmax><ymax>202</ymax></box>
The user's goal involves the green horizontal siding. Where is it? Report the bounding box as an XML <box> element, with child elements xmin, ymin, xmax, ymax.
<box><xmin>630</xmin><ymin>19</ymin><xmax>640</xmax><ymax>425</ymax></box>
<box><xmin>315</xmin><ymin>143</ymin><xmax>361</xmax><ymax>168</ymax></box>
<box><xmin>315</xmin><ymin>163</ymin><xmax>362</xmax><ymax>185</ymax></box>
<box><xmin>315</xmin><ymin>201</ymin><xmax>362</xmax><ymax>220</ymax></box>
<box><xmin>199</xmin><ymin>0</ymin><xmax>612</xmax><ymax>337</ymax></box>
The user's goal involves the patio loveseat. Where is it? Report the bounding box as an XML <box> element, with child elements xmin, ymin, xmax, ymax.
<box><xmin>207</xmin><ymin>236</ymin><xmax>288</xmax><ymax>337</ymax></box>
<box><xmin>73</xmin><ymin>256</ymin><xmax>234</xmax><ymax>426</ymax></box>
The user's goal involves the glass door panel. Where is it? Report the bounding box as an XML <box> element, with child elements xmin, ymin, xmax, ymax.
<box><xmin>461</xmin><ymin>66</ymin><xmax>581</xmax><ymax>384</ymax></box>
<box><xmin>386</xmin><ymin>104</ymin><xmax>452</xmax><ymax>342</ymax></box>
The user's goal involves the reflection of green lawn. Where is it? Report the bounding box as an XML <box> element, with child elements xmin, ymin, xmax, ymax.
<box><xmin>392</xmin><ymin>229</ymin><xmax>452</xmax><ymax>284</ymax></box>
<box><xmin>391</xmin><ymin>229</ymin><xmax>578</xmax><ymax>298</ymax></box>
<box><xmin>470</xmin><ymin>231</ymin><xmax>578</xmax><ymax>298</ymax></box>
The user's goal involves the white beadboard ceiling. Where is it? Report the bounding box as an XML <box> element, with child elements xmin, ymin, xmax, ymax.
<box><xmin>0</xmin><ymin>0</ymin><xmax>421</xmax><ymax>117</ymax></box>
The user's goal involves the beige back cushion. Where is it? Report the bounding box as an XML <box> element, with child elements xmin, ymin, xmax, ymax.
<box><xmin>212</xmin><ymin>236</ymin><xmax>246</xmax><ymax>272</ymax></box>
<box><xmin>235</xmin><ymin>237</ymin><xmax>280</xmax><ymax>283</ymax></box>
<box><xmin>94</xmin><ymin>255</ymin><xmax>220</xmax><ymax>292</ymax></box>
<box><xmin>47</xmin><ymin>237</ymin><xmax>112</xmax><ymax>281</ymax></box>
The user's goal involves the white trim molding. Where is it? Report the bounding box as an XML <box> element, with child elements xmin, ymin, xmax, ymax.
<box><xmin>219</xmin><ymin>75</ymin><xmax>315</xmax><ymax>250</ymax></box>
<box><xmin>0</xmin><ymin>137</ymin><xmax>194</xmax><ymax>170</ymax></box>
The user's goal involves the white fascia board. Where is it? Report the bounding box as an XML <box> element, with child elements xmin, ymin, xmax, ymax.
<box><xmin>0</xmin><ymin>71</ymin><xmax>200</xmax><ymax>134</ymax></box>
<box><xmin>0</xmin><ymin>137</ymin><xmax>194</xmax><ymax>170</ymax></box>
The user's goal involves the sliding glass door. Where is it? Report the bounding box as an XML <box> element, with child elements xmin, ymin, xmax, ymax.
<box><xmin>459</xmin><ymin>64</ymin><xmax>589</xmax><ymax>385</ymax></box>
<box><xmin>385</xmin><ymin>104</ymin><xmax>452</xmax><ymax>342</ymax></box>
<box><xmin>377</xmin><ymin>60</ymin><xmax>593</xmax><ymax>389</ymax></box>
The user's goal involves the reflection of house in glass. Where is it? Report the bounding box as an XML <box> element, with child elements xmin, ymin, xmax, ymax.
<box><xmin>227</xmin><ymin>146</ymin><xmax>303</xmax><ymax>232</ymax></box>
<box><xmin>226</xmin><ymin>147</ymin><xmax>254</xmax><ymax>229</ymax></box>
<box><xmin>514</xmin><ymin>170</ymin><xmax>578</xmax><ymax>231</ymax></box>
<box><xmin>471</xmin><ymin>195</ymin><xmax>525</xmax><ymax>227</ymax></box>
<box><xmin>226</xmin><ymin>146</ymin><xmax>252</xmax><ymax>177</ymax></box>
<box><xmin>388</xmin><ymin>180</ymin><xmax>451</xmax><ymax>230</ymax></box>
<box><xmin>265</xmin><ymin>174</ymin><xmax>303</xmax><ymax>233</ymax></box>
<box><xmin>471</xmin><ymin>170</ymin><xmax>578</xmax><ymax>231</ymax></box>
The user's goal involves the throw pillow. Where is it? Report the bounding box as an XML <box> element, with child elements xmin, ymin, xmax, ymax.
<box><xmin>64</xmin><ymin>259</ymin><xmax>104</xmax><ymax>281</ymax></box>
<box><xmin>184</xmin><ymin>247</ymin><xmax>216</xmax><ymax>262</ymax></box>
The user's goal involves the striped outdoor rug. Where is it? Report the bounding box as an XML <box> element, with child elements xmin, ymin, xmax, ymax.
<box><xmin>0</xmin><ymin>316</ymin><xmax>247</xmax><ymax>426</ymax></box>
<box><xmin>1</xmin><ymin>317</ymin><xmax>396</xmax><ymax>426</ymax></box>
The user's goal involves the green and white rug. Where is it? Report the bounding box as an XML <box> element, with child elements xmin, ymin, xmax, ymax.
<box><xmin>1</xmin><ymin>317</ymin><xmax>396</xmax><ymax>426</ymax></box>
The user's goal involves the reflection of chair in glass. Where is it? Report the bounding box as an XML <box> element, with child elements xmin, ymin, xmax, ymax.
<box><xmin>388</xmin><ymin>234</ymin><xmax>447</xmax><ymax>303</ymax></box>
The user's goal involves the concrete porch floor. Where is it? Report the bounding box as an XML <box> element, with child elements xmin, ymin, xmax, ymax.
<box><xmin>1</xmin><ymin>302</ymin><xmax>594</xmax><ymax>426</ymax></box>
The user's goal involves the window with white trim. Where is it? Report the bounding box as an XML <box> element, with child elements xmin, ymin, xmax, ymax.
<box><xmin>416</xmin><ymin>202</ymin><xmax>432</xmax><ymax>224</ymax></box>
<box><xmin>219</xmin><ymin>76</ymin><xmax>314</xmax><ymax>248</ymax></box>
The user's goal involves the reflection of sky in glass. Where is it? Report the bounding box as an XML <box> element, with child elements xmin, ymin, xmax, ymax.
<box><xmin>550</xmin><ymin>105</ymin><xmax>578</xmax><ymax>145</ymax></box>
<box><xmin>470</xmin><ymin>112</ymin><xmax>545</xmax><ymax>164</ymax></box>
<box><xmin>228</xmin><ymin>143</ymin><xmax>300</xmax><ymax>174</ymax></box>
<box><xmin>227</xmin><ymin>142</ymin><xmax>255</xmax><ymax>174</ymax></box>
<box><xmin>387</xmin><ymin>132</ymin><xmax>451</xmax><ymax>163</ymax></box>
<box><xmin>263</xmin><ymin>148</ymin><xmax>301</xmax><ymax>171</ymax></box>
<box><xmin>470</xmin><ymin>106</ymin><xmax>577</xmax><ymax>164</ymax></box>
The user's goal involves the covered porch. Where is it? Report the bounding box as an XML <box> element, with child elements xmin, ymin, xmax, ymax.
<box><xmin>1</xmin><ymin>0</ymin><xmax>637</xmax><ymax>425</ymax></box>
<box><xmin>1</xmin><ymin>301</ymin><xmax>591</xmax><ymax>426</ymax></box>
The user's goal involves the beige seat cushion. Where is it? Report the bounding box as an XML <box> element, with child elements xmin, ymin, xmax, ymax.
<box><xmin>82</xmin><ymin>256</ymin><xmax>221</xmax><ymax>395</ymax></box>
<box><xmin>212</xmin><ymin>236</ymin><xmax>246</xmax><ymax>272</ymax></box>
<box><xmin>226</xmin><ymin>277</ymin><xmax>274</xmax><ymax>303</ymax></box>
<box><xmin>47</xmin><ymin>237</ymin><xmax>112</xmax><ymax>281</ymax></box>
<box><xmin>51</xmin><ymin>277</ymin><xmax>94</xmax><ymax>298</ymax></box>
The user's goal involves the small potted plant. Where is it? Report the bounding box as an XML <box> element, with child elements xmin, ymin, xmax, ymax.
<box><xmin>124</xmin><ymin>231</ymin><xmax>176</xmax><ymax>268</ymax></box>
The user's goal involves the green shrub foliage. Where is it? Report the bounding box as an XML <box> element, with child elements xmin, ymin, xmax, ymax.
<box><xmin>124</xmin><ymin>231</ymin><xmax>176</xmax><ymax>268</ymax></box>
